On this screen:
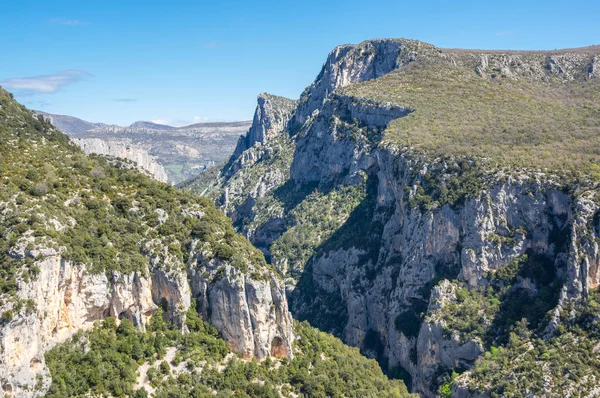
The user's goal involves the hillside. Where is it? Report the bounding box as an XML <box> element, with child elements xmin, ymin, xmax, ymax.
<box><xmin>0</xmin><ymin>88</ymin><xmax>410</xmax><ymax>397</ymax></box>
<box><xmin>342</xmin><ymin>46</ymin><xmax>600</xmax><ymax>174</ymax></box>
<box><xmin>39</xmin><ymin>111</ymin><xmax>251</xmax><ymax>184</ymax></box>
<box><xmin>187</xmin><ymin>38</ymin><xmax>600</xmax><ymax>397</ymax></box>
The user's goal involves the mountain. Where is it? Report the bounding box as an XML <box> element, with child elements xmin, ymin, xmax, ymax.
<box><xmin>35</xmin><ymin>112</ymin><xmax>112</xmax><ymax>136</ymax></box>
<box><xmin>184</xmin><ymin>39</ymin><xmax>600</xmax><ymax>396</ymax></box>
<box><xmin>0</xmin><ymin>88</ymin><xmax>411</xmax><ymax>397</ymax></box>
<box><xmin>129</xmin><ymin>120</ymin><xmax>176</xmax><ymax>130</ymax></box>
<box><xmin>38</xmin><ymin>111</ymin><xmax>252</xmax><ymax>184</ymax></box>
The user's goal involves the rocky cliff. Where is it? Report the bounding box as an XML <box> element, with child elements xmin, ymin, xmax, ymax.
<box><xmin>193</xmin><ymin>39</ymin><xmax>600</xmax><ymax>396</ymax></box>
<box><xmin>74</xmin><ymin>138</ymin><xmax>169</xmax><ymax>182</ymax></box>
<box><xmin>1</xmin><ymin>240</ymin><xmax>293</xmax><ymax>396</ymax></box>
<box><xmin>0</xmin><ymin>90</ymin><xmax>293</xmax><ymax>397</ymax></box>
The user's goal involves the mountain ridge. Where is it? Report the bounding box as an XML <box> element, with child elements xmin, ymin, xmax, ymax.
<box><xmin>37</xmin><ymin>111</ymin><xmax>253</xmax><ymax>132</ymax></box>
<box><xmin>186</xmin><ymin>37</ymin><xmax>600</xmax><ymax>397</ymax></box>
<box><xmin>0</xmin><ymin>87</ymin><xmax>413</xmax><ymax>397</ymax></box>
<box><xmin>38</xmin><ymin>111</ymin><xmax>253</xmax><ymax>184</ymax></box>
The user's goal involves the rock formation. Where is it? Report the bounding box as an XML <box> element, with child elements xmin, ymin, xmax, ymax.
<box><xmin>193</xmin><ymin>39</ymin><xmax>600</xmax><ymax>396</ymax></box>
<box><xmin>0</xmin><ymin>91</ymin><xmax>293</xmax><ymax>396</ymax></box>
<box><xmin>0</xmin><ymin>234</ymin><xmax>294</xmax><ymax>397</ymax></box>
<box><xmin>75</xmin><ymin>138</ymin><xmax>168</xmax><ymax>182</ymax></box>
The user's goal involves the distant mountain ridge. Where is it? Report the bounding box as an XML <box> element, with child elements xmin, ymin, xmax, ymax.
<box><xmin>38</xmin><ymin>111</ymin><xmax>252</xmax><ymax>184</ymax></box>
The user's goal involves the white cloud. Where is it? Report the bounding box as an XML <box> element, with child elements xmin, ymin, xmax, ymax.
<box><xmin>49</xmin><ymin>18</ymin><xmax>87</xmax><ymax>26</ymax></box>
<box><xmin>151</xmin><ymin>119</ymin><xmax>170</xmax><ymax>125</ymax></box>
<box><xmin>0</xmin><ymin>70</ymin><xmax>90</xmax><ymax>94</ymax></box>
<box><xmin>194</xmin><ymin>116</ymin><xmax>208</xmax><ymax>122</ymax></box>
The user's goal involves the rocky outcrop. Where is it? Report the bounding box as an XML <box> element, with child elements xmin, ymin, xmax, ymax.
<box><xmin>226</xmin><ymin>94</ymin><xmax>297</xmax><ymax>176</ymax></box>
<box><xmin>290</xmin><ymin>93</ymin><xmax>410</xmax><ymax>184</ymax></box>
<box><xmin>75</xmin><ymin>138</ymin><xmax>169</xmax><ymax>182</ymax></box>
<box><xmin>291</xmin><ymin>38</ymin><xmax>432</xmax><ymax>128</ymax></box>
<box><xmin>459</xmin><ymin>47</ymin><xmax>600</xmax><ymax>81</ymax></box>
<box><xmin>414</xmin><ymin>281</ymin><xmax>484</xmax><ymax>394</ymax></box>
<box><xmin>245</xmin><ymin>94</ymin><xmax>297</xmax><ymax>149</ymax></box>
<box><xmin>202</xmin><ymin>39</ymin><xmax>600</xmax><ymax>396</ymax></box>
<box><xmin>0</xmin><ymin>251</ymin><xmax>176</xmax><ymax>396</ymax></box>
<box><xmin>189</xmin><ymin>261</ymin><xmax>293</xmax><ymax>360</ymax></box>
<box><xmin>0</xmin><ymin>241</ymin><xmax>294</xmax><ymax>397</ymax></box>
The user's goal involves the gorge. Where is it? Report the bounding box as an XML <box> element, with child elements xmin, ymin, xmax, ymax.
<box><xmin>186</xmin><ymin>38</ymin><xmax>600</xmax><ymax>396</ymax></box>
<box><xmin>1</xmin><ymin>37</ymin><xmax>600</xmax><ymax>397</ymax></box>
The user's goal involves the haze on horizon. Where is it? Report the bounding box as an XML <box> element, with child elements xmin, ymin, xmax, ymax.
<box><xmin>1</xmin><ymin>0</ymin><xmax>598</xmax><ymax>126</ymax></box>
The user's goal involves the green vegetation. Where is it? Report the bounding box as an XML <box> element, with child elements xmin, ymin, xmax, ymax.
<box><xmin>405</xmin><ymin>158</ymin><xmax>486</xmax><ymax>211</ymax></box>
<box><xmin>291</xmin><ymin>176</ymin><xmax>390</xmax><ymax>336</ymax></box>
<box><xmin>176</xmin><ymin>163</ymin><xmax>223</xmax><ymax>198</ymax></box>
<box><xmin>432</xmin><ymin>251</ymin><xmax>561</xmax><ymax>346</ymax></box>
<box><xmin>225</xmin><ymin>135</ymin><xmax>296</xmax><ymax>214</ymax></box>
<box><xmin>438</xmin><ymin>371</ymin><xmax>458</xmax><ymax>398</ymax></box>
<box><xmin>45</xmin><ymin>311</ymin><xmax>412</xmax><ymax>397</ymax></box>
<box><xmin>435</xmin><ymin>285</ymin><xmax>500</xmax><ymax>343</ymax></box>
<box><xmin>343</xmin><ymin>56</ymin><xmax>600</xmax><ymax>177</ymax></box>
<box><xmin>462</xmin><ymin>289</ymin><xmax>600</xmax><ymax>397</ymax></box>
<box><xmin>45</xmin><ymin>305</ymin><xmax>227</xmax><ymax>397</ymax></box>
<box><xmin>270</xmin><ymin>183</ymin><xmax>366</xmax><ymax>279</ymax></box>
<box><xmin>0</xmin><ymin>87</ymin><xmax>268</xmax><ymax>305</ymax></box>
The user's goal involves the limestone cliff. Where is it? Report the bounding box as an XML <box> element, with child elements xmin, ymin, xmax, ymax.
<box><xmin>195</xmin><ymin>39</ymin><xmax>600</xmax><ymax>396</ymax></box>
<box><xmin>39</xmin><ymin>111</ymin><xmax>252</xmax><ymax>184</ymax></box>
<box><xmin>0</xmin><ymin>233</ymin><xmax>294</xmax><ymax>397</ymax></box>
<box><xmin>75</xmin><ymin>138</ymin><xmax>169</xmax><ymax>182</ymax></box>
<box><xmin>0</xmin><ymin>90</ymin><xmax>294</xmax><ymax>397</ymax></box>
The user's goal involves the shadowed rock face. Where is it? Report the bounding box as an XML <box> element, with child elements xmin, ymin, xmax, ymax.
<box><xmin>195</xmin><ymin>38</ymin><xmax>600</xmax><ymax>396</ymax></box>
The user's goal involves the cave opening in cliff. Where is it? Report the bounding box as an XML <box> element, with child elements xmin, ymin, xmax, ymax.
<box><xmin>270</xmin><ymin>336</ymin><xmax>288</xmax><ymax>358</ymax></box>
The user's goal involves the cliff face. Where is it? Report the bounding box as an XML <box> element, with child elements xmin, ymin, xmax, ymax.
<box><xmin>291</xmin><ymin>141</ymin><xmax>595</xmax><ymax>395</ymax></box>
<box><xmin>75</xmin><ymin>138</ymin><xmax>169</xmax><ymax>182</ymax></box>
<box><xmin>0</xmin><ymin>91</ymin><xmax>294</xmax><ymax>397</ymax></box>
<box><xmin>1</xmin><ymin>244</ymin><xmax>293</xmax><ymax>396</ymax></box>
<box><xmin>196</xmin><ymin>39</ymin><xmax>600</xmax><ymax>396</ymax></box>
<box><xmin>291</xmin><ymin>39</ymin><xmax>430</xmax><ymax>128</ymax></box>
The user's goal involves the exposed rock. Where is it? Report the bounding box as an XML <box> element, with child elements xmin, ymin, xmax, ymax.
<box><xmin>39</xmin><ymin>111</ymin><xmax>252</xmax><ymax>184</ymax></box>
<box><xmin>414</xmin><ymin>281</ymin><xmax>484</xmax><ymax>395</ymax></box>
<box><xmin>75</xmin><ymin>137</ymin><xmax>169</xmax><ymax>182</ymax></box>
<box><xmin>291</xmin><ymin>38</ymin><xmax>432</xmax><ymax>128</ymax></box>
<box><xmin>199</xmin><ymin>38</ymin><xmax>600</xmax><ymax>396</ymax></box>
<box><xmin>0</xmin><ymin>256</ymin><xmax>165</xmax><ymax>396</ymax></box>
<box><xmin>0</xmin><ymin>245</ymin><xmax>294</xmax><ymax>397</ymax></box>
<box><xmin>189</xmin><ymin>260</ymin><xmax>294</xmax><ymax>360</ymax></box>
<box><xmin>226</xmin><ymin>93</ymin><xmax>297</xmax><ymax>176</ymax></box>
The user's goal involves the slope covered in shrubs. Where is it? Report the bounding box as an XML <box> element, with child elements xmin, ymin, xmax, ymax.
<box><xmin>46</xmin><ymin>310</ymin><xmax>412</xmax><ymax>397</ymax></box>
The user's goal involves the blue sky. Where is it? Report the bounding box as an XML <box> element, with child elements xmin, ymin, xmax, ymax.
<box><xmin>1</xmin><ymin>0</ymin><xmax>598</xmax><ymax>126</ymax></box>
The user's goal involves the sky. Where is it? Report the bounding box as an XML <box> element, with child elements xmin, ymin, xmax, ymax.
<box><xmin>0</xmin><ymin>0</ymin><xmax>598</xmax><ymax>126</ymax></box>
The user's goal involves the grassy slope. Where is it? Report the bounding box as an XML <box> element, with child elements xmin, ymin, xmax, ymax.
<box><xmin>342</xmin><ymin>52</ymin><xmax>600</xmax><ymax>176</ymax></box>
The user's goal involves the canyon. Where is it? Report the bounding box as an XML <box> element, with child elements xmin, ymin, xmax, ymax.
<box><xmin>188</xmin><ymin>39</ymin><xmax>600</xmax><ymax>396</ymax></box>
<box><xmin>38</xmin><ymin>112</ymin><xmax>251</xmax><ymax>184</ymax></box>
